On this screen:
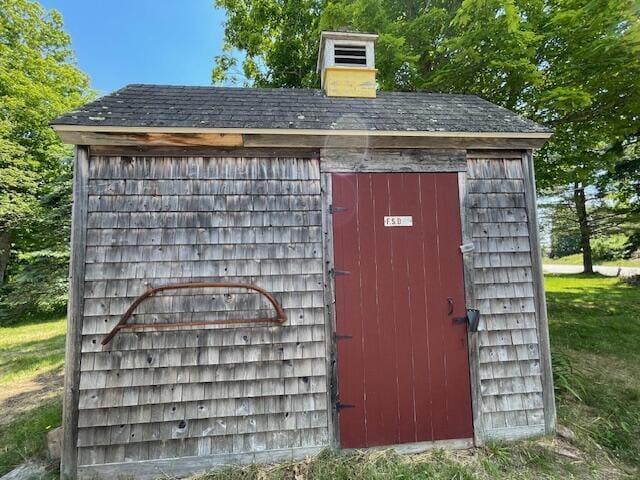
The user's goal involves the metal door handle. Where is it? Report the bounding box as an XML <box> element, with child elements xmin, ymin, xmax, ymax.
<box><xmin>447</xmin><ymin>297</ymin><xmax>454</xmax><ymax>315</ymax></box>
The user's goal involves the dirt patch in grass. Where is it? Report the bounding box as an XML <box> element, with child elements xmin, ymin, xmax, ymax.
<box><xmin>0</xmin><ymin>316</ymin><xmax>65</xmax><ymax>475</ymax></box>
<box><xmin>0</xmin><ymin>369</ymin><xmax>63</xmax><ymax>425</ymax></box>
<box><xmin>0</xmin><ymin>315</ymin><xmax>66</xmax><ymax>425</ymax></box>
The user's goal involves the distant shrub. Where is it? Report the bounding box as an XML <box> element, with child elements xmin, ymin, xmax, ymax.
<box><xmin>0</xmin><ymin>249</ymin><xmax>68</xmax><ymax>326</ymax></box>
<box><xmin>591</xmin><ymin>234</ymin><xmax>629</xmax><ymax>262</ymax></box>
<box><xmin>549</xmin><ymin>231</ymin><xmax>582</xmax><ymax>258</ymax></box>
<box><xmin>623</xmin><ymin>232</ymin><xmax>640</xmax><ymax>259</ymax></box>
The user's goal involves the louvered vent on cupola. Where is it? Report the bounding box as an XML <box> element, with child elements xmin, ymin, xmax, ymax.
<box><xmin>317</xmin><ymin>31</ymin><xmax>378</xmax><ymax>98</ymax></box>
<box><xmin>334</xmin><ymin>44</ymin><xmax>367</xmax><ymax>66</ymax></box>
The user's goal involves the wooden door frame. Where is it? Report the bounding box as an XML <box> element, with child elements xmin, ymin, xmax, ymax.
<box><xmin>320</xmin><ymin>172</ymin><xmax>340</xmax><ymax>447</ymax></box>
<box><xmin>457</xmin><ymin>171</ymin><xmax>485</xmax><ymax>446</ymax></box>
<box><xmin>320</xmin><ymin>163</ymin><xmax>482</xmax><ymax>449</ymax></box>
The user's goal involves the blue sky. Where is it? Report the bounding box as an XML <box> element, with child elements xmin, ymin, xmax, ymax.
<box><xmin>40</xmin><ymin>0</ymin><xmax>227</xmax><ymax>95</ymax></box>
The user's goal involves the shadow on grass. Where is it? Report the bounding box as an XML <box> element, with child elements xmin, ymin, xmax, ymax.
<box><xmin>0</xmin><ymin>334</ymin><xmax>66</xmax><ymax>382</ymax></box>
<box><xmin>0</xmin><ymin>310</ymin><xmax>66</xmax><ymax>329</ymax></box>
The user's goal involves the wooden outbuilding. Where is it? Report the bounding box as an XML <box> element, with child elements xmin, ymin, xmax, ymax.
<box><xmin>52</xmin><ymin>31</ymin><xmax>555</xmax><ymax>480</ymax></box>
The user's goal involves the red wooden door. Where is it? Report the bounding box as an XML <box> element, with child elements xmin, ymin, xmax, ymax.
<box><xmin>332</xmin><ymin>172</ymin><xmax>473</xmax><ymax>448</ymax></box>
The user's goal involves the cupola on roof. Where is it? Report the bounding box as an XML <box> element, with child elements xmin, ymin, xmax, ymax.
<box><xmin>317</xmin><ymin>31</ymin><xmax>379</xmax><ymax>98</ymax></box>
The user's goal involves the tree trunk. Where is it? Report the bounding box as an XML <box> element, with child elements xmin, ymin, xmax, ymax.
<box><xmin>573</xmin><ymin>184</ymin><xmax>594</xmax><ymax>274</ymax></box>
<box><xmin>0</xmin><ymin>230</ymin><xmax>11</xmax><ymax>285</ymax></box>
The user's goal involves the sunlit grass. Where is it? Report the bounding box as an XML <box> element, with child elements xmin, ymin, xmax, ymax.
<box><xmin>0</xmin><ymin>314</ymin><xmax>66</xmax><ymax>476</ymax></box>
<box><xmin>197</xmin><ymin>274</ymin><xmax>640</xmax><ymax>479</ymax></box>
<box><xmin>546</xmin><ymin>274</ymin><xmax>640</xmax><ymax>471</ymax></box>
<box><xmin>197</xmin><ymin>443</ymin><xmax>593</xmax><ymax>480</ymax></box>
<box><xmin>0</xmin><ymin>316</ymin><xmax>66</xmax><ymax>384</ymax></box>
<box><xmin>2</xmin><ymin>277</ymin><xmax>639</xmax><ymax>478</ymax></box>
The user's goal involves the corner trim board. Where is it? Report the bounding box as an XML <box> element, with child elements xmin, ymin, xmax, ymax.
<box><xmin>457</xmin><ymin>170</ymin><xmax>485</xmax><ymax>446</ymax></box>
<box><xmin>521</xmin><ymin>150</ymin><xmax>557</xmax><ymax>434</ymax></box>
<box><xmin>61</xmin><ymin>146</ymin><xmax>90</xmax><ymax>479</ymax></box>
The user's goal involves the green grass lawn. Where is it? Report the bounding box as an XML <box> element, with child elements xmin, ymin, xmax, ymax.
<box><xmin>543</xmin><ymin>254</ymin><xmax>640</xmax><ymax>267</ymax></box>
<box><xmin>199</xmin><ymin>274</ymin><xmax>640</xmax><ymax>480</ymax></box>
<box><xmin>546</xmin><ymin>274</ymin><xmax>640</xmax><ymax>472</ymax></box>
<box><xmin>0</xmin><ymin>316</ymin><xmax>66</xmax><ymax>384</ymax></box>
<box><xmin>1</xmin><ymin>275</ymin><xmax>639</xmax><ymax>479</ymax></box>
<box><xmin>0</xmin><ymin>315</ymin><xmax>66</xmax><ymax>477</ymax></box>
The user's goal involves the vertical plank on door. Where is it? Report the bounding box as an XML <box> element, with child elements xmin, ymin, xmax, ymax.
<box><xmin>332</xmin><ymin>174</ymin><xmax>366</xmax><ymax>448</ymax></box>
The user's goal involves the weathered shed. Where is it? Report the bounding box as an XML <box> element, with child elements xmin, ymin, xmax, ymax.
<box><xmin>52</xmin><ymin>31</ymin><xmax>555</xmax><ymax>480</ymax></box>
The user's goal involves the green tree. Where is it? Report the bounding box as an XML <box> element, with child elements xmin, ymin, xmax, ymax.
<box><xmin>212</xmin><ymin>0</ymin><xmax>322</xmax><ymax>87</ymax></box>
<box><xmin>548</xmin><ymin>202</ymin><xmax>582</xmax><ymax>258</ymax></box>
<box><xmin>0</xmin><ymin>0</ymin><xmax>91</xmax><ymax>321</ymax></box>
<box><xmin>0</xmin><ymin>0</ymin><xmax>90</xmax><ymax>283</ymax></box>
<box><xmin>213</xmin><ymin>0</ymin><xmax>640</xmax><ymax>273</ymax></box>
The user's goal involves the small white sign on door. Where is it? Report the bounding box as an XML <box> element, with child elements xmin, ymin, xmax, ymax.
<box><xmin>384</xmin><ymin>216</ymin><xmax>413</xmax><ymax>227</ymax></box>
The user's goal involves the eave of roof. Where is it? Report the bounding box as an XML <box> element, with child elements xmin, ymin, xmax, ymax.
<box><xmin>51</xmin><ymin>124</ymin><xmax>552</xmax><ymax>139</ymax></box>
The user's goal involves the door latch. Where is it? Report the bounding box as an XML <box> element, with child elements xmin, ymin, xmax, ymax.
<box><xmin>336</xmin><ymin>402</ymin><xmax>355</xmax><ymax>411</ymax></box>
<box><xmin>453</xmin><ymin>309</ymin><xmax>481</xmax><ymax>332</ymax></box>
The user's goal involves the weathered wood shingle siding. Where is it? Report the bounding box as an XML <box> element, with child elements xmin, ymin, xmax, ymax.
<box><xmin>75</xmin><ymin>155</ymin><xmax>329</xmax><ymax>478</ymax></box>
<box><xmin>465</xmin><ymin>152</ymin><xmax>549</xmax><ymax>441</ymax></box>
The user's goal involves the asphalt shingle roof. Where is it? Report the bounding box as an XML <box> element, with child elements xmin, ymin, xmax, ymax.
<box><xmin>52</xmin><ymin>84</ymin><xmax>549</xmax><ymax>134</ymax></box>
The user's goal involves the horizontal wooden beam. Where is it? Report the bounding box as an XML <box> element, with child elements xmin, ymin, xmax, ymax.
<box><xmin>320</xmin><ymin>148</ymin><xmax>467</xmax><ymax>172</ymax></box>
<box><xmin>77</xmin><ymin>446</ymin><xmax>324</xmax><ymax>480</ymax></box>
<box><xmin>57</xmin><ymin>131</ymin><xmax>244</xmax><ymax>147</ymax></box>
<box><xmin>53</xmin><ymin>126</ymin><xmax>551</xmax><ymax>150</ymax></box>
<box><xmin>466</xmin><ymin>149</ymin><xmax>525</xmax><ymax>159</ymax></box>
<box><xmin>52</xmin><ymin>124</ymin><xmax>552</xmax><ymax>138</ymax></box>
<box><xmin>89</xmin><ymin>145</ymin><xmax>320</xmax><ymax>158</ymax></box>
<box><xmin>245</xmin><ymin>134</ymin><xmax>548</xmax><ymax>150</ymax></box>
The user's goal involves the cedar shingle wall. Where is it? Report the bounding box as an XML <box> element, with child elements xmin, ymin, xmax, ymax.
<box><xmin>467</xmin><ymin>155</ymin><xmax>545</xmax><ymax>439</ymax></box>
<box><xmin>76</xmin><ymin>156</ymin><xmax>329</xmax><ymax>467</ymax></box>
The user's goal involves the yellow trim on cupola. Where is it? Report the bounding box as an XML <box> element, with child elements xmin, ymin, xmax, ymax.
<box><xmin>323</xmin><ymin>66</ymin><xmax>377</xmax><ymax>98</ymax></box>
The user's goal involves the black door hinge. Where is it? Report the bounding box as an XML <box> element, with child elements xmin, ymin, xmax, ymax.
<box><xmin>331</xmin><ymin>269</ymin><xmax>350</xmax><ymax>277</ymax></box>
<box><xmin>336</xmin><ymin>402</ymin><xmax>355</xmax><ymax>411</ymax></box>
<box><xmin>330</xmin><ymin>205</ymin><xmax>348</xmax><ymax>214</ymax></box>
<box><xmin>335</xmin><ymin>333</ymin><xmax>353</xmax><ymax>341</ymax></box>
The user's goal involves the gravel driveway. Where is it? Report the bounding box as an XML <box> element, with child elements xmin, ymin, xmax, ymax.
<box><xmin>543</xmin><ymin>264</ymin><xmax>640</xmax><ymax>277</ymax></box>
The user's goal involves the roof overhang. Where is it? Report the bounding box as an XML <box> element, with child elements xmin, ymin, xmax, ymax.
<box><xmin>51</xmin><ymin>124</ymin><xmax>553</xmax><ymax>150</ymax></box>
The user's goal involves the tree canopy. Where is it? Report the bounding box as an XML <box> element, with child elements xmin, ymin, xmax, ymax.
<box><xmin>213</xmin><ymin>0</ymin><xmax>640</xmax><ymax>271</ymax></box>
<box><xmin>0</xmin><ymin>0</ymin><xmax>91</xmax><ymax>319</ymax></box>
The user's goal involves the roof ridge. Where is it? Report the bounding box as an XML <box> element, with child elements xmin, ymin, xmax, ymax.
<box><xmin>123</xmin><ymin>83</ymin><xmax>325</xmax><ymax>93</ymax></box>
<box><xmin>120</xmin><ymin>83</ymin><xmax>483</xmax><ymax>99</ymax></box>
